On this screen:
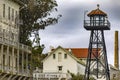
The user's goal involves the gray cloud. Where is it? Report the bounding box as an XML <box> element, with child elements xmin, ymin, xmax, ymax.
<box><xmin>39</xmin><ymin>0</ymin><xmax>120</xmax><ymax>65</ymax></box>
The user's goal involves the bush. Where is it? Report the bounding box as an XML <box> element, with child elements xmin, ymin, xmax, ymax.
<box><xmin>70</xmin><ymin>73</ymin><xmax>95</xmax><ymax>80</ymax></box>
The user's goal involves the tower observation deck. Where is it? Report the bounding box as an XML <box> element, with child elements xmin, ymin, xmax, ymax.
<box><xmin>84</xmin><ymin>4</ymin><xmax>110</xmax><ymax>80</ymax></box>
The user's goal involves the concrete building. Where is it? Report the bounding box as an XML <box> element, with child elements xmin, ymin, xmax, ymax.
<box><xmin>0</xmin><ymin>0</ymin><xmax>32</xmax><ymax>80</ymax></box>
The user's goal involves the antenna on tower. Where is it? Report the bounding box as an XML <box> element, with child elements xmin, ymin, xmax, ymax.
<box><xmin>97</xmin><ymin>4</ymin><xmax>100</xmax><ymax>9</ymax></box>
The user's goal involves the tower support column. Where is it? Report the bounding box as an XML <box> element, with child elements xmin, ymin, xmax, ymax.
<box><xmin>84</xmin><ymin>4</ymin><xmax>110</xmax><ymax>80</ymax></box>
<box><xmin>84</xmin><ymin>30</ymin><xmax>110</xmax><ymax>80</ymax></box>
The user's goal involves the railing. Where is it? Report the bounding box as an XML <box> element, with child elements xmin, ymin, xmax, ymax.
<box><xmin>84</xmin><ymin>20</ymin><xmax>110</xmax><ymax>28</ymax></box>
<box><xmin>18</xmin><ymin>69</ymin><xmax>31</xmax><ymax>76</ymax></box>
<box><xmin>0</xmin><ymin>66</ymin><xmax>31</xmax><ymax>76</ymax></box>
<box><xmin>33</xmin><ymin>72</ymin><xmax>71</xmax><ymax>79</ymax></box>
<box><xmin>0</xmin><ymin>31</ymin><xmax>31</xmax><ymax>52</ymax></box>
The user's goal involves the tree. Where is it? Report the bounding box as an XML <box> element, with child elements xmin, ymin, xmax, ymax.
<box><xmin>19</xmin><ymin>0</ymin><xmax>61</xmax><ymax>69</ymax></box>
<box><xmin>19</xmin><ymin>0</ymin><xmax>61</xmax><ymax>46</ymax></box>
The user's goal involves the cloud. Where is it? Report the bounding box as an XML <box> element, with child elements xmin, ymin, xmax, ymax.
<box><xmin>39</xmin><ymin>0</ymin><xmax>120</xmax><ymax>65</ymax></box>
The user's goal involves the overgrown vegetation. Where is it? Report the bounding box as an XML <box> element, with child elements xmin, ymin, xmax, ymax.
<box><xmin>31</xmin><ymin>46</ymin><xmax>48</xmax><ymax>69</ymax></box>
<box><xmin>20</xmin><ymin>0</ymin><xmax>61</xmax><ymax>46</ymax></box>
<box><xmin>70</xmin><ymin>73</ymin><xmax>95</xmax><ymax>80</ymax></box>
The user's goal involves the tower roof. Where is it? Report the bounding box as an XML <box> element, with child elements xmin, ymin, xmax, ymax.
<box><xmin>87</xmin><ymin>4</ymin><xmax>107</xmax><ymax>16</ymax></box>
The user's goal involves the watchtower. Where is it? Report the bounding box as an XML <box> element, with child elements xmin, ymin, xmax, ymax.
<box><xmin>84</xmin><ymin>4</ymin><xmax>110</xmax><ymax>80</ymax></box>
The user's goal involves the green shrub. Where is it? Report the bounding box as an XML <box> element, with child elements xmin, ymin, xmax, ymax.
<box><xmin>70</xmin><ymin>73</ymin><xmax>95</xmax><ymax>80</ymax></box>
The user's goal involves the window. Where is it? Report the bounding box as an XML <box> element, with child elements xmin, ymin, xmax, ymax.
<box><xmin>3</xmin><ymin>55</ymin><xmax>5</xmax><ymax>66</ymax></box>
<box><xmin>53</xmin><ymin>54</ymin><xmax>55</xmax><ymax>59</ymax></box>
<box><xmin>12</xmin><ymin>8</ymin><xmax>14</xmax><ymax>21</ymax></box>
<box><xmin>8</xmin><ymin>7</ymin><xmax>10</xmax><ymax>20</ymax></box>
<box><xmin>58</xmin><ymin>52</ymin><xmax>62</xmax><ymax>62</ymax></box>
<box><xmin>3</xmin><ymin>4</ymin><xmax>5</xmax><ymax>18</ymax></box>
<box><xmin>64</xmin><ymin>54</ymin><xmax>67</xmax><ymax>59</ymax></box>
<box><xmin>16</xmin><ymin>58</ymin><xmax>17</xmax><ymax>69</ymax></box>
<box><xmin>58</xmin><ymin>66</ymin><xmax>62</xmax><ymax>71</ymax></box>
<box><xmin>15</xmin><ymin>11</ymin><xmax>18</xmax><ymax>24</ymax></box>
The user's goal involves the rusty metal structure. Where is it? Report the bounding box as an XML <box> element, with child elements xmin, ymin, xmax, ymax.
<box><xmin>84</xmin><ymin>4</ymin><xmax>110</xmax><ymax>80</ymax></box>
<box><xmin>114</xmin><ymin>31</ymin><xmax>119</xmax><ymax>69</ymax></box>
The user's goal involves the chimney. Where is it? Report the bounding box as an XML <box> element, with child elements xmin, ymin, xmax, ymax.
<box><xmin>114</xmin><ymin>31</ymin><xmax>119</xmax><ymax>69</ymax></box>
<box><xmin>49</xmin><ymin>46</ymin><xmax>54</xmax><ymax>51</ymax></box>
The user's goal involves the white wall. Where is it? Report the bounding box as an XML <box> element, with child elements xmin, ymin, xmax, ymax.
<box><xmin>0</xmin><ymin>0</ymin><xmax>20</xmax><ymax>42</ymax></box>
<box><xmin>43</xmin><ymin>48</ymin><xmax>79</xmax><ymax>74</ymax></box>
<box><xmin>77</xmin><ymin>63</ymin><xmax>85</xmax><ymax>75</ymax></box>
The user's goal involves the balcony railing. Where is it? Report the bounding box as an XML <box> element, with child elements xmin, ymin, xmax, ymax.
<box><xmin>84</xmin><ymin>20</ymin><xmax>110</xmax><ymax>30</ymax></box>
<box><xmin>0</xmin><ymin>64</ymin><xmax>31</xmax><ymax>76</ymax></box>
<box><xmin>0</xmin><ymin>30</ymin><xmax>31</xmax><ymax>52</ymax></box>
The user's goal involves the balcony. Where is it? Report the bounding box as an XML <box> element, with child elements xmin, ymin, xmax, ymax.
<box><xmin>84</xmin><ymin>20</ymin><xmax>110</xmax><ymax>30</ymax></box>
<box><xmin>0</xmin><ymin>29</ymin><xmax>31</xmax><ymax>52</ymax></box>
<box><xmin>0</xmin><ymin>64</ymin><xmax>31</xmax><ymax>77</ymax></box>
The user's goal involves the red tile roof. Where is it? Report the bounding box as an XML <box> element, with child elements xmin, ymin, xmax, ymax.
<box><xmin>87</xmin><ymin>5</ymin><xmax>107</xmax><ymax>16</ymax></box>
<box><xmin>66</xmin><ymin>48</ymin><xmax>101</xmax><ymax>59</ymax></box>
<box><xmin>51</xmin><ymin>47</ymin><xmax>101</xmax><ymax>59</ymax></box>
<box><xmin>87</xmin><ymin>9</ymin><xmax>107</xmax><ymax>16</ymax></box>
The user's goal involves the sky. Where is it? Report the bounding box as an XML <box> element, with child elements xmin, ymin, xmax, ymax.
<box><xmin>39</xmin><ymin>0</ymin><xmax>120</xmax><ymax>65</ymax></box>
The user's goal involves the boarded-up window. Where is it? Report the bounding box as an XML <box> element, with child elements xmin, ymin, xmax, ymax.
<box><xmin>58</xmin><ymin>52</ymin><xmax>62</xmax><ymax>62</ymax></box>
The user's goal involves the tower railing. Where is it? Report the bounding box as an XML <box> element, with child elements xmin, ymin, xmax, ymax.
<box><xmin>84</xmin><ymin>20</ymin><xmax>110</xmax><ymax>30</ymax></box>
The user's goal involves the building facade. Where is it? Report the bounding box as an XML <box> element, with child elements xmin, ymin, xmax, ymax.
<box><xmin>43</xmin><ymin>46</ymin><xmax>85</xmax><ymax>74</ymax></box>
<box><xmin>0</xmin><ymin>0</ymin><xmax>32</xmax><ymax>80</ymax></box>
<box><xmin>33</xmin><ymin>46</ymin><xmax>85</xmax><ymax>80</ymax></box>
